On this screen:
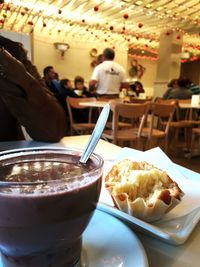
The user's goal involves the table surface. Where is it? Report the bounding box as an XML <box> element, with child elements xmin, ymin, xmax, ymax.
<box><xmin>179</xmin><ymin>102</ymin><xmax>200</xmax><ymax>109</ymax></box>
<box><xmin>80</xmin><ymin>99</ymin><xmax>200</xmax><ymax>109</ymax></box>
<box><xmin>0</xmin><ymin>135</ymin><xmax>200</xmax><ymax>267</ymax></box>
<box><xmin>79</xmin><ymin>100</ymin><xmax>107</xmax><ymax>108</ymax></box>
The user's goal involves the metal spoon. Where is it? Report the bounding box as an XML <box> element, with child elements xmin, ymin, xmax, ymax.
<box><xmin>79</xmin><ymin>103</ymin><xmax>110</xmax><ymax>164</ymax></box>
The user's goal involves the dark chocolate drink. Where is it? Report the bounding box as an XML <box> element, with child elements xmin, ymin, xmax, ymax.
<box><xmin>0</xmin><ymin>148</ymin><xmax>103</xmax><ymax>267</ymax></box>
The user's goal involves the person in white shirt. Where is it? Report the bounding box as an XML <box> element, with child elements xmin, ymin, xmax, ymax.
<box><xmin>89</xmin><ymin>48</ymin><xmax>128</xmax><ymax>96</ymax></box>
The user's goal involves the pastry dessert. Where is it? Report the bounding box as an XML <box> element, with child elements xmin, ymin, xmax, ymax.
<box><xmin>105</xmin><ymin>159</ymin><xmax>184</xmax><ymax>222</ymax></box>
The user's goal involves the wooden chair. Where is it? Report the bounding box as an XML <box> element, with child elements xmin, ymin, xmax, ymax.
<box><xmin>141</xmin><ymin>102</ymin><xmax>176</xmax><ymax>151</ymax></box>
<box><xmin>124</xmin><ymin>96</ymin><xmax>153</xmax><ymax>104</ymax></box>
<box><xmin>156</xmin><ymin>98</ymin><xmax>200</xmax><ymax>150</ymax></box>
<box><xmin>66</xmin><ymin>97</ymin><xmax>96</xmax><ymax>135</ymax></box>
<box><xmin>105</xmin><ymin>99</ymin><xmax>133</xmax><ymax>129</ymax></box>
<box><xmin>102</xmin><ymin>102</ymin><xmax>150</xmax><ymax>148</ymax></box>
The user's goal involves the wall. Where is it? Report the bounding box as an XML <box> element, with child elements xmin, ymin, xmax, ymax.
<box><xmin>181</xmin><ymin>60</ymin><xmax>200</xmax><ymax>85</ymax></box>
<box><xmin>1</xmin><ymin>30</ymin><xmax>32</xmax><ymax>60</ymax></box>
<box><xmin>127</xmin><ymin>57</ymin><xmax>157</xmax><ymax>96</ymax></box>
<box><xmin>33</xmin><ymin>33</ymin><xmax>127</xmax><ymax>83</ymax></box>
<box><xmin>33</xmin><ymin>33</ymin><xmax>157</xmax><ymax>96</ymax></box>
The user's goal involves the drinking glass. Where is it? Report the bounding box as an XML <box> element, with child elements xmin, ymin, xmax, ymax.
<box><xmin>0</xmin><ymin>147</ymin><xmax>103</xmax><ymax>267</ymax></box>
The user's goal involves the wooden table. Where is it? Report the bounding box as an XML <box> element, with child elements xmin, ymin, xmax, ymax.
<box><xmin>79</xmin><ymin>98</ymin><xmax>152</xmax><ymax>108</ymax></box>
<box><xmin>79</xmin><ymin>100</ymin><xmax>108</xmax><ymax>108</ymax></box>
<box><xmin>178</xmin><ymin>102</ymin><xmax>200</xmax><ymax>120</ymax></box>
<box><xmin>0</xmin><ymin>135</ymin><xmax>200</xmax><ymax>267</ymax></box>
<box><xmin>179</xmin><ymin>102</ymin><xmax>200</xmax><ymax>109</ymax></box>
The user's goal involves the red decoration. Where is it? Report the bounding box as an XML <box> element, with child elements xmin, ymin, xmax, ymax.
<box><xmin>122</xmin><ymin>26</ymin><xmax>126</xmax><ymax>31</ymax></box>
<box><xmin>110</xmin><ymin>26</ymin><xmax>114</xmax><ymax>31</ymax></box>
<box><xmin>104</xmin><ymin>39</ymin><xmax>107</xmax><ymax>42</ymax></box>
<box><xmin>28</xmin><ymin>21</ymin><xmax>33</xmax><ymax>26</ymax></box>
<box><xmin>21</xmin><ymin>12</ymin><xmax>25</xmax><ymax>16</ymax></box>
<box><xmin>6</xmin><ymin>6</ymin><xmax>10</xmax><ymax>11</ymax></box>
<box><xmin>58</xmin><ymin>9</ymin><xmax>62</xmax><ymax>14</ymax></box>
<box><xmin>0</xmin><ymin>19</ymin><xmax>4</xmax><ymax>23</ymax></box>
<box><xmin>165</xmin><ymin>31</ymin><xmax>171</xmax><ymax>36</ymax></box>
<box><xmin>123</xmin><ymin>13</ymin><xmax>129</xmax><ymax>19</ymax></box>
<box><xmin>94</xmin><ymin>5</ymin><xmax>99</xmax><ymax>12</ymax></box>
<box><xmin>82</xmin><ymin>19</ymin><xmax>85</xmax><ymax>23</ymax></box>
<box><xmin>138</xmin><ymin>23</ymin><xmax>143</xmax><ymax>28</ymax></box>
<box><xmin>43</xmin><ymin>22</ymin><xmax>46</xmax><ymax>27</ymax></box>
<box><xmin>57</xmin><ymin>29</ymin><xmax>61</xmax><ymax>33</ymax></box>
<box><xmin>176</xmin><ymin>35</ymin><xmax>181</xmax><ymax>40</ymax></box>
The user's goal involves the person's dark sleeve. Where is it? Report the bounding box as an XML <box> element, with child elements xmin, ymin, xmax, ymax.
<box><xmin>0</xmin><ymin>46</ymin><xmax>67</xmax><ymax>142</ymax></box>
<box><xmin>163</xmin><ymin>88</ymin><xmax>172</xmax><ymax>99</ymax></box>
<box><xmin>83</xmin><ymin>88</ymin><xmax>93</xmax><ymax>97</ymax></box>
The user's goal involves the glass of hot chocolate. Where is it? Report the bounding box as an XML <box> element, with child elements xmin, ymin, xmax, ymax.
<box><xmin>0</xmin><ymin>147</ymin><xmax>103</xmax><ymax>267</ymax></box>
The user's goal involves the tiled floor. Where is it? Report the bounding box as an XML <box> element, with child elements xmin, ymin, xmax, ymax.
<box><xmin>129</xmin><ymin>134</ymin><xmax>200</xmax><ymax>174</ymax></box>
<box><xmin>167</xmin><ymin>144</ymin><xmax>200</xmax><ymax>173</ymax></box>
<box><xmin>153</xmin><ymin>133</ymin><xmax>200</xmax><ymax>173</ymax></box>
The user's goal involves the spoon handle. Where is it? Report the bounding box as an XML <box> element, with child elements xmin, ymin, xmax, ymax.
<box><xmin>79</xmin><ymin>104</ymin><xmax>110</xmax><ymax>164</ymax></box>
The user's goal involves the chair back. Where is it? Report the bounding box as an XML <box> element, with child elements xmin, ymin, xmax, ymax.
<box><xmin>66</xmin><ymin>97</ymin><xmax>96</xmax><ymax>135</ymax></box>
<box><xmin>124</xmin><ymin>96</ymin><xmax>153</xmax><ymax>104</ymax></box>
<box><xmin>149</xmin><ymin>102</ymin><xmax>176</xmax><ymax>135</ymax></box>
<box><xmin>67</xmin><ymin>97</ymin><xmax>96</xmax><ymax>124</ymax></box>
<box><xmin>67</xmin><ymin>97</ymin><xmax>96</xmax><ymax>109</ymax></box>
<box><xmin>112</xmin><ymin>102</ymin><xmax>150</xmax><ymax>142</ymax></box>
<box><xmin>155</xmin><ymin>97</ymin><xmax>182</xmax><ymax>120</ymax></box>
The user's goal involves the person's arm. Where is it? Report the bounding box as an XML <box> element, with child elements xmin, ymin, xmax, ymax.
<box><xmin>89</xmin><ymin>66</ymin><xmax>99</xmax><ymax>94</ymax></box>
<box><xmin>120</xmin><ymin>67</ymin><xmax>128</xmax><ymax>90</ymax></box>
<box><xmin>163</xmin><ymin>88</ymin><xmax>172</xmax><ymax>99</ymax></box>
<box><xmin>0</xmin><ymin>46</ymin><xmax>66</xmax><ymax>142</ymax></box>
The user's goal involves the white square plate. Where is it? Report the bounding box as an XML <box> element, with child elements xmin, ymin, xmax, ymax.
<box><xmin>99</xmin><ymin>147</ymin><xmax>200</xmax><ymax>245</ymax></box>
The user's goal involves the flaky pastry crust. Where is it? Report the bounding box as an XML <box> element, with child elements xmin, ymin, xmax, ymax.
<box><xmin>105</xmin><ymin>159</ymin><xmax>184</xmax><ymax>222</ymax></box>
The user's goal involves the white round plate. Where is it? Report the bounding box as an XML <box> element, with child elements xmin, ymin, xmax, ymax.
<box><xmin>82</xmin><ymin>209</ymin><xmax>149</xmax><ymax>267</ymax></box>
<box><xmin>0</xmin><ymin>209</ymin><xmax>148</xmax><ymax>267</ymax></box>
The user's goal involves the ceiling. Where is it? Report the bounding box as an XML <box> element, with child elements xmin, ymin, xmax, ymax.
<box><xmin>0</xmin><ymin>0</ymin><xmax>200</xmax><ymax>61</ymax></box>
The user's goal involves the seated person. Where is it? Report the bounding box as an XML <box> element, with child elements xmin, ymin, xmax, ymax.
<box><xmin>51</xmin><ymin>72</ymin><xmax>62</xmax><ymax>93</ymax></box>
<box><xmin>71</xmin><ymin>76</ymin><xmax>93</xmax><ymax>123</ymax></box>
<box><xmin>42</xmin><ymin>66</ymin><xmax>60</xmax><ymax>97</ymax></box>
<box><xmin>129</xmin><ymin>81</ymin><xmax>145</xmax><ymax>97</ymax></box>
<box><xmin>58</xmin><ymin>79</ymin><xmax>78</xmax><ymax>114</ymax></box>
<box><xmin>73</xmin><ymin>76</ymin><xmax>92</xmax><ymax>98</ymax></box>
<box><xmin>60</xmin><ymin>79</ymin><xmax>77</xmax><ymax>98</ymax></box>
<box><xmin>163</xmin><ymin>78</ymin><xmax>178</xmax><ymax>99</ymax></box>
<box><xmin>185</xmin><ymin>78</ymin><xmax>200</xmax><ymax>95</ymax></box>
<box><xmin>166</xmin><ymin>77</ymin><xmax>193</xmax><ymax>120</ymax></box>
<box><xmin>166</xmin><ymin>77</ymin><xmax>192</xmax><ymax>100</ymax></box>
<box><xmin>0</xmin><ymin>35</ymin><xmax>66</xmax><ymax>142</ymax></box>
